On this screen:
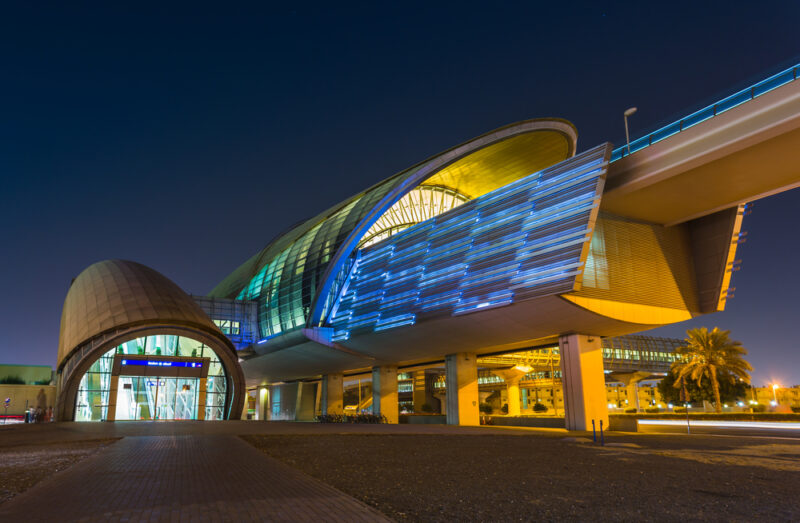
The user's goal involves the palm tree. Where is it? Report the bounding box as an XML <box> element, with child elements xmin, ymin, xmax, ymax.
<box><xmin>671</xmin><ymin>327</ymin><xmax>752</xmax><ymax>413</ymax></box>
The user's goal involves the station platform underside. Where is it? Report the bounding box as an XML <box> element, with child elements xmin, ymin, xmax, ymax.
<box><xmin>247</xmin><ymin>335</ymin><xmax>681</xmax><ymax>431</ymax></box>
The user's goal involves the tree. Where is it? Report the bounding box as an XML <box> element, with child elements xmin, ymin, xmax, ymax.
<box><xmin>670</xmin><ymin>327</ymin><xmax>752</xmax><ymax>413</ymax></box>
<box><xmin>532</xmin><ymin>402</ymin><xmax>548</xmax><ymax>413</ymax></box>
<box><xmin>657</xmin><ymin>370</ymin><xmax>748</xmax><ymax>405</ymax></box>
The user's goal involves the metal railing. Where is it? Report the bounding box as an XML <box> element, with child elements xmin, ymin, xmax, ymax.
<box><xmin>611</xmin><ymin>63</ymin><xmax>800</xmax><ymax>162</ymax></box>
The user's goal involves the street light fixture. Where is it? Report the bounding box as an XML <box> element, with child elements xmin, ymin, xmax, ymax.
<box><xmin>624</xmin><ymin>107</ymin><xmax>638</xmax><ymax>155</ymax></box>
<box><xmin>772</xmin><ymin>383</ymin><xmax>780</xmax><ymax>404</ymax></box>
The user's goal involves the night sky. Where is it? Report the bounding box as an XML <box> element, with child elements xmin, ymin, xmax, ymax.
<box><xmin>2</xmin><ymin>3</ymin><xmax>799</xmax><ymax>386</ymax></box>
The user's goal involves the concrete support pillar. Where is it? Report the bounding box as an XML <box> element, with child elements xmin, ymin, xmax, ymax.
<box><xmin>492</xmin><ymin>366</ymin><xmax>530</xmax><ymax>417</ymax></box>
<box><xmin>433</xmin><ymin>391</ymin><xmax>447</xmax><ymax>415</ymax></box>
<box><xmin>412</xmin><ymin>371</ymin><xmax>438</xmax><ymax>413</ymax></box>
<box><xmin>558</xmin><ymin>334</ymin><xmax>608</xmax><ymax>431</ymax></box>
<box><xmin>106</xmin><ymin>375</ymin><xmax>119</xmax><ymax>421</ymax></box>
<box><xmin>615</xmin><ymin>372</ymin><xmax>651</xmax><ymax>412</ymax></box>
<box><xmin>626</xmin><ymin>382</ymin><xmax>639</xmax><ymax>410</ymax></box>
<box><xmin>296</xmin><ymin>382</ymin><xmax>304</xmax><ymax>418</ymax></box>
<box><xmin>321</xmin><ymin>373</ymin><xmax>344</xmax><ymax>415</ymax></box>
<box><xmin>412</xmin><ymin>371</ymin><xmax>426</xmax><ymax>412</ymax></box>
<box><xmin>445</xmin><ymin>352</ymin><xmax>479</xmax><ymax>426</ymax></box>
<box><xmin>267</xmin><ymin>384</ymin><xmax>283</xmax><ymax>420</ymax></box>
<box><xmin>372</xmin><ymin>366</ymin><xmax>398</xmax><ymax>423</ymax></box>
<box><xmin>293</xmin><ymin>382</ymin><xmax>317</xmax><ymax>421</ymax></box>
<box><xmin>257</xmin><ymin>386</ymin><xmax>268</xmax><ymax>420</ymax></box>
<box><xmin>506</xmin><ymin>378</ymin><xmax>521</xmax><ymax>416</ymax></box>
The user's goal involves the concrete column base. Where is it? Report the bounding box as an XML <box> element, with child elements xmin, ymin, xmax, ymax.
<box><xmin>372</xmin><ymin>366</ymin><xmax>398</xmax><ymax>423</ymax></box>
<box><xmin>321</xmin><ymin>373</ymin><xmax>344</xmax><ymax>415</ymax></box>
<box><xmin>412</xmin><ymin>371</ymin><xmax>437</xmax><ymax>413</ymax></box>
<box><xmin>615</xmin><ymin>372</ymin><xmax>651</xmax><ymax>411</ymax></box>
<box><xmin>257</xmin><ymin>386</ymin><xmax>268</xmax><ymax>420</ymax></box>
<box><xmin>493</xmin><ymin>366</ymin><xmax>530</xmax><ymax>417</ymax></box>
<box><xmin>445</xmin><ymin>353</ymin><xmax>479</xmax><ymax>426</ymax></box>
<box><xmin>433</xmin><ymin>391</ymin><xmax>447</xmax><ymax>415</ymax></box>
<box><xmin>559</xmin><ymin>334</ymin><xmax>608</xmax><ymax>431</ymax></box>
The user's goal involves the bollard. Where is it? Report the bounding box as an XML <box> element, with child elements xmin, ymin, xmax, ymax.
<box><xmin>686</xmin><ymin>404</ymin><xmax>691</xmax><ymax>435</ymax></box>
<box><xmin>592</xmin><ymin>419</ymin><xmax>596</xmax><ymax>442</ymax></box>
<box><xmin>600</xmin><ymin>419</ymin><xmax>604</xmax><ymax>446</ymax></box>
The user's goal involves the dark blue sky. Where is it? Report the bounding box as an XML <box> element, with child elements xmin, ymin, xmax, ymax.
<box><xmin>2</xmin><ymin>3</ymin><xmax>799</xmax><ymax>386</ymax></box>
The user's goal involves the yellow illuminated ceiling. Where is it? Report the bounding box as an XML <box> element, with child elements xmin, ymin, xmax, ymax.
<box><xmin>421</xmin><ymin>130</ymin><xmax>573</xmax><ymax>199</ymax></box>
<box><xmin>562</xmin><ymin>295</ymin><xmax>694</xmax><ymax>325</ymax></box>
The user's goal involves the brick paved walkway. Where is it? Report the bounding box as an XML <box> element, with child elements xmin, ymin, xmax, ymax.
<box><xmin>0</xmin><ymin>434</ymin><xmax>390</xmax><ymax>522</ymax></box>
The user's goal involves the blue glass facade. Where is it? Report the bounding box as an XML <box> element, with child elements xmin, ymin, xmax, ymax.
<box><xmin>234</xmin><ymin>174</ymin><xmax>411</xmax><ymax>339</ymax></box>
<box><xmin>326</xmin><ymin>144</ymin><xmax>610</xmax><ymax>341</ymax></box>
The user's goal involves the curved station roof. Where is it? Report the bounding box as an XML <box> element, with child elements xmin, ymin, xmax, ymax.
<box><xmin>210</xmin><ymin>119</ymin><xmax>577</xmax><ymax>343</ymax></box>
<box><xmin>59</xmin><ymin>260</ymin><xmax>228</xmax><ymax>367</ymax></box>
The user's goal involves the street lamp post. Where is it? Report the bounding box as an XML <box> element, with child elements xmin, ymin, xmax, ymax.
<box><xmin>624</xmin><ymin>107</ymin><xmax>638</xmax><ymax>154</ymax></box>
<box><xmin>772</xmin><ymin>384</ymin><xmax>779</xmax><ymax>404</ymax></box>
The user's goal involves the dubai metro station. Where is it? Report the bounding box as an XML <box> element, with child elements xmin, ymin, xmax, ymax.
<box><xmin>55</xmin><ymin>64</ymin><xmax>800</xmax><ymax>428</ymax></box>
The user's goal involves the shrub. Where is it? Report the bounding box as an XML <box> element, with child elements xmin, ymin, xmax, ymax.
<box><xmin>673</xmin><ymin>406</ymin><xmax>687</xmax><ymax>413</ymax></box>
<box><xmin>644</xmin><ymin>407</ymin><xmax>660</xmax><ymax>413</ymax></box>
<box><xmin>501</xmin><ymin>404</ymin><xmax>509</xmax><ymax>415</ymax></box>
<box><xmin>624</xmin><ymin>407</ymin><xmax>637</xmax><ymax>413</ymax></box>
<box><xmin>790</xmin><ymin>405</ymin><xmax>800</xmax><ymax>414</ymax></box>
<box><xmin>751</xmin><ymin>404</ymin><xmax>767</xmax><ymax>413</ymax></box>
<box><xmin>315</xmin><ymin>413</ymin><xmax>387</xmax><ymax>424</ymax></box>
<box><xmin>479</xmin><ymin>403</ymin><xmax>493</xmax><ymax>415</ymax></box>
<box><xmin>420</xmin><ymin>403</ymin><xmax>434</xmax><ymax>413</ymax></box>
<box><xmin>0</xmin><ymin>376</ymin><xmax>25</xmax><ymax>385</ymax></box>
<box><xmin>532</xmin><ymin>402</ymin><xmax>547</xmax><ymax>413</ymax></box>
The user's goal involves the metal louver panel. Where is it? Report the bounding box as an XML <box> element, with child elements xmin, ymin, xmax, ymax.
<box><xmin>328</xmin><ymin>143</ymin><xmax>611</xmax><ymax>341</ymax></box>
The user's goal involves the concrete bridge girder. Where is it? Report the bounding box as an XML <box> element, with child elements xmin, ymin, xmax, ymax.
<box><xmin>604</xmin><ymin>77</ymin><xmax>800</xmax><ymax>226</ymax></box>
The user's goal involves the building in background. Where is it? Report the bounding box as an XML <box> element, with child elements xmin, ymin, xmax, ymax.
<box><xmin>0</xmin><ymin>364</ymin><xmax>56</xmax><ymax>420</ymax></box>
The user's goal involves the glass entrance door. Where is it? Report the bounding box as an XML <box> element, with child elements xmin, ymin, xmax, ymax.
<box><xmin>116</xmin><ymin>377</ymin><xmax>199</xmax><ymax>420</ymax></box>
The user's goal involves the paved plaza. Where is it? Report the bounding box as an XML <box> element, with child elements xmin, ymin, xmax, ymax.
<box><xmin>1</xmin><ymin>421</ymin><xmax>799</xmax><ymax>521</ymax></box>
<box><xmin>0</xmin><ymin>422</ymin><xmax>404</xmax><ymax>522</ymax></box>
<box><xmin>0</xmin><ymin>421</ymin><xmax>544</xmax><ymax>522</ymax></box>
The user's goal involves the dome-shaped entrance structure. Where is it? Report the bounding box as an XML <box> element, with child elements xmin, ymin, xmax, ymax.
<box><xmin>56</xmin><ymin>260</ymin><xmax>245</xmax><ymax>421</ymax></box>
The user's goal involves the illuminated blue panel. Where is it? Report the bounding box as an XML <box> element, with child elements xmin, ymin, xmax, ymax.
<box><xmin>328</xmin><ymin>144</ymin><xmax>610</xmax><ymax>338</ymax></box>
<box><xmin>715</xmin><ymin>88</ymin><xmax>752</xmax><ymax>115</ymax></box>
<box><xmin>648</xmin><ymin>121</ymin><xmax>682</xmax><ymax>146</ymax></box>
